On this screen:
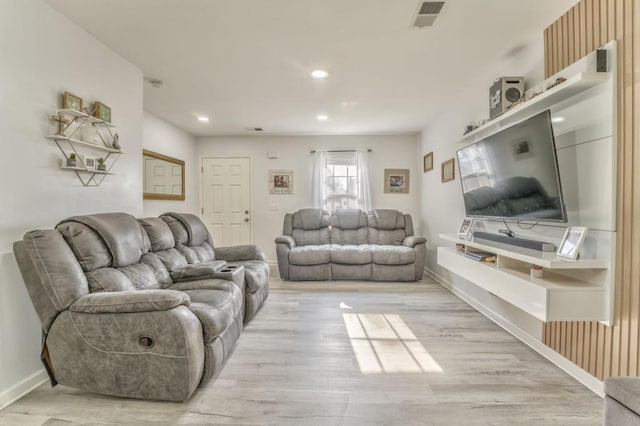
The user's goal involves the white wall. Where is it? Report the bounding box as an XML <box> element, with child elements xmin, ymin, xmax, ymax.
<box><xmin>196</xmin><ymin>135</ymin><xmax>420</xmax><ymax>262</ymax></box>
<box><xmin>419</xmin><ymin>35</ymin><xmax>550</xmax><ymax>338</ymax></box>
<box><xmin>142</xmin><ymin>111</ymin><xmax>197</xmax><ymax>217</ymax></box>
<box><xmin>0</xmin><ymin>0</ymin><xmax>143</xmax><ymax>407</ymax></box>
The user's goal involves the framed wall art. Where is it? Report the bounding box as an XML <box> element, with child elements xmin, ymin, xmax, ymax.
<box><xmin>93</xmin><ymin>101</ymin><xmax>111</xmax><ymax>123</ymax></box>
<box><xmin>557</xmin><ymin>226</ymin><xmax>588</xmax><ymax>259</ymax></box>
<box><xmin>423</xmin><ymin>152</ymin><xmax>433</xmax><ymax>172</ymax></box>
<box><xmin>63</xmin><ymin>91</ymin><xmax>83</xmax><ymax>112</ymax></box>
<box><xmin>441</xmin><ymin>158</ymin><xmax>455</xmax><ymax>182</ymax></box>
<box><xmin>384</xmin><ymin>169</ymin><xmax>410</xmax><ymax>194</ymax></box>
<box><xmin>269</xmin><ymin>169</ymin><xmax>294</xmax><ymax>194</ymax></box>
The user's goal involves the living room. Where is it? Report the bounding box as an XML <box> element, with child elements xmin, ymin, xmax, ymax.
<box><xmin>1</xmin><ymin>0</ymin><xmax>638</xmax><ymax>424</ymax></box>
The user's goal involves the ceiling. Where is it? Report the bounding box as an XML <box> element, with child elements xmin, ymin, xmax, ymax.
<box><xmin>46</xmin><ymin>0</ymin><xmax>576</xmax><ymax>136</ymax></box>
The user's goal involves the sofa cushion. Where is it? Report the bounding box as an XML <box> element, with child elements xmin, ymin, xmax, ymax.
<box><xmin>605</xmin><ymin>377</ymin><xmax>640</xmax><ymax>417</ymax></box>
<box><xmin>289</xmin><ymin>244</ymin><xmax>331</xmax><ymax>265</ymax></box>
<box><xmin>330</xmin><ymin>209</ymin><xmax>368</xmax><ymax>230</ymax></box>
<box><xmin>368</xmin><ymin>209</ymin><xmax>405</xmax><ymax>230</ymax></box>
<box><xmin>57</xmin><ymin>213</ymin><xmax>149</xmax><ymax>269</ymax></box>
<box><xmin>371</xmin><ymin>245</ymin><xmax>415</xmax><ymax>265</ymax></box>
<box><xmin>139</xmin><ymin>218</ymin><xmax>175</xmax><ymax>251</ymax></box>
<box><xmin>292</xmin><ymin>228</ymin><xmax>331</xmax><ymax>246</ymax></box>
<box><xmin>330</xmin><ymin>245</ymin><xmax>372</xmax><ymax>265</ymax></box>
<box><xmin>86</xmin><ymin>267</ymin><xmax>136</xmax><ymax>293</ymax></box>
<box><xmin>292</xmin><ymin>208</ymin><xmax>330</xmax><ymax>230</ymax></box>
<box><xmin>184</xmin><ymin>282</ymin><xmax>243</xmax><ymax>343</ymax></box>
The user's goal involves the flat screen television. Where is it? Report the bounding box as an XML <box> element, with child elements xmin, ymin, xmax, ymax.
<box><xmin>456</xmin><ymin>110</ymin><xmax>566</xmax><ymax>222</ymax></box>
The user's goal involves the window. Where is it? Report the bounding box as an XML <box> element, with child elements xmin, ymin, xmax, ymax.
<box><xmin>312</xmin><ymin>150</ymin><xmax>372</xmax><ymax>212</ymax></box>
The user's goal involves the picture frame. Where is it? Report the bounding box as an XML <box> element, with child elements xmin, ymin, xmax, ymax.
<box><xmin>457</xmin><ymin>218</ymin><xmax>474</xmax><ymax>237</ymax></box>
<box><xmin>441</xmin><ymin>158</ymin><xmax>455</xmax><ymax>182</ymax></box>
<box><xmin>384</xmin><ymin>169</ymin><xmax>410</xmax><ymax>193</ymax></box>
<box><xmin>557</xmin><ymin>226</ymin><xmax>588</xmax><ymax>259</ymax></box>
<box><xmin>63</xmin><ymin>91</ymin><xmax>83</xmax><ymax>112</ymax></box>
<box><xmin>269</xmin><ymin>169</ymin><xmax>294</xmax><ymax>194</ymax></box>
<box><xmin>423</xmin><ymin>152</ymin><xmax>433</xmax><ymax>172</ymax></box>
<box><xmin>93</xmin><ymin>101</ymin><xmax>111</xmax><ymax>123</ymax></box>
<box><xmin>79</xmin><ymin>155</ymin><xmax>96</xmax><ymax>170</ymax></box>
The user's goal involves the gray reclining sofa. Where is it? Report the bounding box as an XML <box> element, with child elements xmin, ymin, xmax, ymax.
<box><xmin>13</xmin><ymin>212</ymin><xmax>269</xmax><ymax>401</ymax></box>
<box><xmin>275</xmin><ymin>208</ymin><xmax>426</xmax><ymax>281</ymax></box>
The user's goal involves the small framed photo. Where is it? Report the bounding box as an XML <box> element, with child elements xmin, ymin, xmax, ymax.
<box><xmin>557</xmin><ymin>226</ymin><xmax>588</xmax><ymax>259</ymax></box>
<box><xmin>457</xmin><ymin>218</ymin><xmax>474</xmax><ymax>237</ymax></box>
<box><xmin>441</xmin><ymin>158</ymin><xmax>455</xmax><ymax>182</ymax></box>
<box><xmin>269</xmin><ymin>169</ymin><xmax>294</xmax><ymax>194</ymax></box>
<box><xmin>384</xmin><ymin>169</ymin><xmax>410</xmax><ymax>193</ymax></box>
<box><xmin>63</xmin><ymin>91</ymin><xmax>83</xmax><ymax>112</ymax></box>
<box><xmin>79</xmin><ymin>155</ymin><xmax>96</xmax><ymax>170</ymax></box>
<box><xmin>93</xmin><ymin>101</ymin><xmax>111</xmax><ymax>123</ymax></box>
<box><xmin>423</xmin><ymin>152</ymin><xmax>433</xmax><ymax>172</ymax></box>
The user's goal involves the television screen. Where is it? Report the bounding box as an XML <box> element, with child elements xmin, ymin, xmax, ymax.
<box><xmin>456</xmin><ymin>110</ymin><xmax>566</xmax><ymax>222</ymax></box>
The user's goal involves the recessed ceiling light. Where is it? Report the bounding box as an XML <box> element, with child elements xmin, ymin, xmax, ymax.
<box><xmin>317</xmin><ymin>114</ymin><xmax>329</xmax><ymax>121</ymax></box>
<box><xmin>551</xmin><ymin>116</ymin><xmax>565</xmax><ymax>123</ymax></box>
<box><xmin>197</xmin><ymin>116</ymin><xmax>210</xmax><ymax>123</ymax></box>
<box><xmin>311</xmin><ymin>70</ymin><xmax>329</xmax><ymax>79</ymax></box>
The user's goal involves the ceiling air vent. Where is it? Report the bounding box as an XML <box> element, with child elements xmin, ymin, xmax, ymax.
<box><xmin>412</xmin><ymin>1</ymin><xmax>445</xmax><ymax>28</ymax></box>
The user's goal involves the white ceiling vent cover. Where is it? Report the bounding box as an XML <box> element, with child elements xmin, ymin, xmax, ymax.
<box><xmin>411</xmin><ymin>1</ymin><xmax>445</xmax><ymax>28</ymax></box>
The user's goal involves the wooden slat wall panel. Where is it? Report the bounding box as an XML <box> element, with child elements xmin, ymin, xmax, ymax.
<box><xmin>543</xmin><ymin>0</ymin><xmax>640</xmax><ymax>381</ymax></box>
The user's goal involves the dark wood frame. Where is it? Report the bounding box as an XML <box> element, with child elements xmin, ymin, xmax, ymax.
<box><xmin>143</xmin><ymin>149</ymin><xmax>185</xmax><ymax>201</ymax></box>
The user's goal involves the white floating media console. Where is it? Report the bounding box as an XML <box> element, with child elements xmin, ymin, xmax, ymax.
<box><xmin>437</xmin><ymin>43</ymin><xmax>616</xmax><ymax>326</ymax></box>
<box><xmin>438</xmin><ymin>234</ymin><xmax>609</xmax><ymax>323</ymax></box>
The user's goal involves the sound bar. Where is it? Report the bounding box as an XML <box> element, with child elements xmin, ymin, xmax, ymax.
<box><xmin>474</xmin><ymin>231</ymin><xmax>555</xmax><ymax>252</ymax></box>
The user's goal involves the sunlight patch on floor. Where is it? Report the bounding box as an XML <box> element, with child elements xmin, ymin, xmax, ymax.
<box><xmin>342</xmin><ymin>313</ymin><xmax>442</xmax><ymax>374</ymax></box>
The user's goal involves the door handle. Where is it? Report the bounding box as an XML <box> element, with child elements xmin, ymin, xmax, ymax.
<box><xmin>244</xmin><ymin>218</ymin><xmax>250</xmax><ymax>222</ymax></box>
<box><xmin>245</xmin><ymin>210</ymin><xmax>249</xmax><ymax>214</ymax></box>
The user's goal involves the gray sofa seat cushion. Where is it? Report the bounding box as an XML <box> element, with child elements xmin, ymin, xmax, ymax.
<box><xmin>330</xmin><ymin>244</ymin><xmax>372</xmax><ymax>265</ymax></box>
<box><xmin>290</xmin><ymin>209</ymin><xmax>331</xmax><ymax>246</ymax></box>
<box><xmin>184</xmin><ymin>283</ymin><xmax>243</xmax><ymax>342</ymax></box>
<box><xmin>289</xmin><ymin>244</ymin><xmax>331</xmax><ymax>265</ymax></box>
<box><xmin>605</xmin><ymin>377</ymin><xmax>640</xmax><ymax>417</ymax></box>
<box><xmin>371</xmin><ymin>245</ymin><xmax>415</xmax><ymax>265</ymax></box>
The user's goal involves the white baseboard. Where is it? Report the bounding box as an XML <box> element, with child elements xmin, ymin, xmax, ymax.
<box><xmin>425</xmin><ymin>267</ymin><xmax>604</xmax><ymax>398</ymax></box>
<box><xmin>0</xmin><ymin>369</ymin><xmax>48</xmax><ymax>411</ymax></box>
<box><xmin>267</xmin><ymin>260</ymin><xmax>279</xmax><ymax>278</ymax></box>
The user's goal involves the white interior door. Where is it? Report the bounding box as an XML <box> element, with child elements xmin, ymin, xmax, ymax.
<box><xmin>202</xmin><ymin>157</ymin><xmax>251</xmax><ymax>246</ymax></box>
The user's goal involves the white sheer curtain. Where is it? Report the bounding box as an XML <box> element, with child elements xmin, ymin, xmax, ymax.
<box><xmin>311</xmin><ymin>150</ymin><xmax>327</xmax><ymax>209</ymax></box>
<box><xmin>356</xmin><ymin>149</ymin><xmax>372</xmax><ymax>212</ymax></box>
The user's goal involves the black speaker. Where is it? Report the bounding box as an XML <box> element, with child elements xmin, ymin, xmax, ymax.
<box><xmin>489</xmin><ymin>77</ymin><xmax>524</xmax><ymax>119</ymax></box>
<box><xmin>474</xmin><ymin>231</ymin><xmax>555</xmax><ymax>252</ymax></box>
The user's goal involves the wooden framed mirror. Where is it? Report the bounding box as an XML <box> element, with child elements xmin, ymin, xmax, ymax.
<box><xmin>143</xmin><ymin>149</ymin><xmax>185</xmax><ymax>200</ymax></box>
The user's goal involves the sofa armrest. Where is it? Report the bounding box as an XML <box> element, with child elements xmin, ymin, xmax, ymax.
<box><xmin>275</xmin><ymin>235</ymin><xmax>296</xmax><ymax>249</ymax></box>
<box><xmin>402</xmin><ymin>236</ymin><xmax>427</xmax><ymax>248</ymax></box>
<box><xmin>214</xmin><ymin>244</ymin><xmax>267</xmax><ymax>262</ymax></box>
<box><xmin>170</xmin><ymin>261</ymin><xmax>227</xmax><ymax>283</ymax></box>
<box><xmin>69</xmin><ymin>290</ymin><xmax>190</xmax><ymax>314</ymax></box>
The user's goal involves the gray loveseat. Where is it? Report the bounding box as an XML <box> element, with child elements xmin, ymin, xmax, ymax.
<box><xmin>13</xmin><ymin>212</ymin><xmax>269</xmax><ymax>401</ymax></box>
<box><xmin>275</xmin><ymin>209</ymin><xmax>426</xmax><ymax>281</ymax></box>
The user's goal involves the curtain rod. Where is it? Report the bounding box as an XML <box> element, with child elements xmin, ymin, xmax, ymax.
<box><xmin>310</xmin><ymin>149</ymin><xmax>372</xmax><ymax>154</ymax></box>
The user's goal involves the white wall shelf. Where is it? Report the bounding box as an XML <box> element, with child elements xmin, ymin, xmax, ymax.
<box><xmin>48</xmin><ymin>109</ymin><xmax>122</xmax><ymax>187</ymax></box>
<box><xmin>439</xmin><ymin>233</ymin><xmax>608</xmax><ymax>269</ymax></box>
<box><xmin>437</xmin><ymin>234</ymin><xmax>610</xmax><ymax>322</ymax></box>
<box><xmin>458</xmin><ymin>72</ymin><xmax>609</xmax><ymax>145</ymax></box>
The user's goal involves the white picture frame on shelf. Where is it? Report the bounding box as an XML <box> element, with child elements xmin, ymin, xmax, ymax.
<box><xmin>557</xmin><ymin>226</ymin><xmax>588</xmax><ymax>259</ymax></box>
<box><xmin>79</xmin><ymin>155</ymin><xmax>96</xmax><ymax>170</ymax></box>
<box><xmin>457</xmin><ymin>218</ymin><xmax>474</xmax><ymax>237</ymax></box>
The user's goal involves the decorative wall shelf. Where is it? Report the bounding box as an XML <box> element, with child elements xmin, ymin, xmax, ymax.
<box><xmin>48</xmin><ymin>108</ymin><xmax>122</xmax><ymax>187</ymax></box>
<box><xmin>438</xmin><ymin>234</ymin><xmax>610</xmax><ymax>322</ymax></box>
<box><xmin>458</xmin><ymin>72</ymin><xmax>609</xmax><ymax>145</ymax></box>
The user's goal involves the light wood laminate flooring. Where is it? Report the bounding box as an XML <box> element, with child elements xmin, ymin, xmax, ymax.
<box><xmin>0</xmin><ymin>277</ymin><xmax>602</xmax><ymax>425</ymax></box>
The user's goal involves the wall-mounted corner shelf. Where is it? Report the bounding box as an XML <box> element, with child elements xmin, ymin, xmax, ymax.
<box><xmin>47</xmin><ymin>108</ymin><xmax>122</xmax><ymax>187</ymax></box>
<box><xmin>458</xmin><ymin>71</ymin><xmax>610</xmax><ymax>145</ymax></box>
